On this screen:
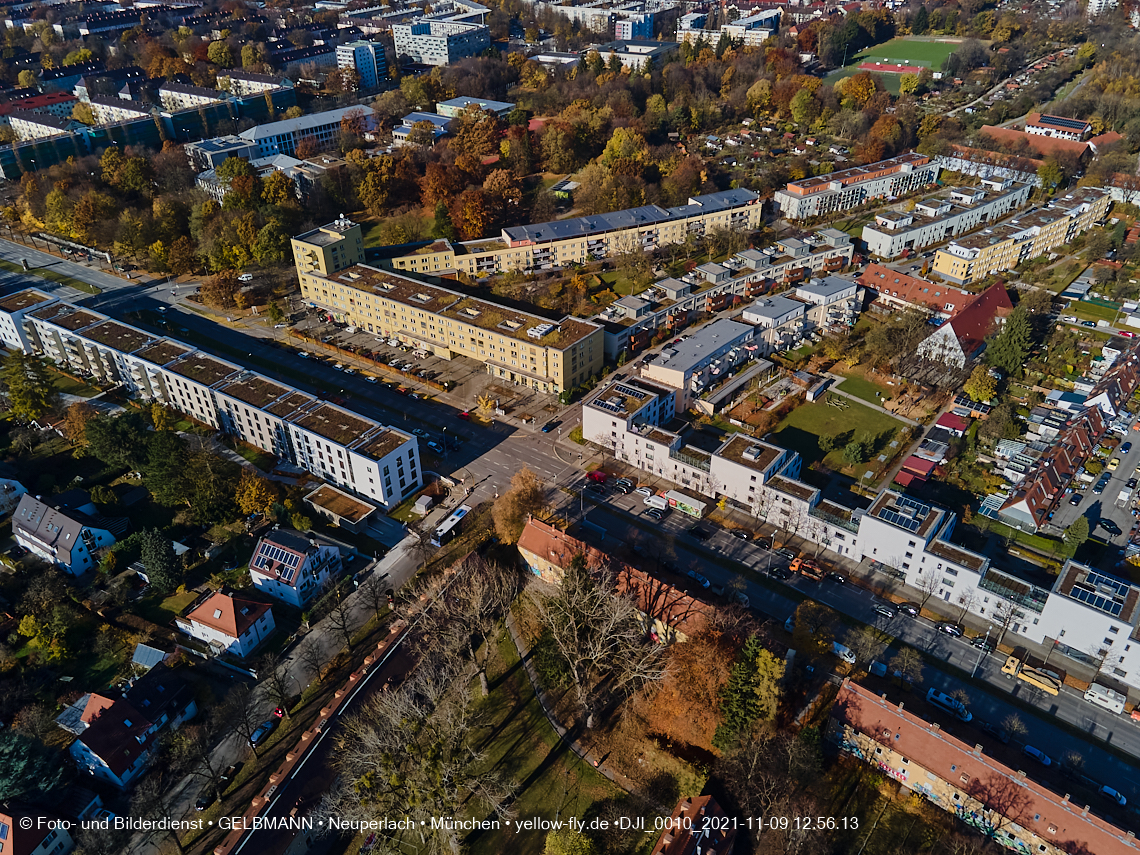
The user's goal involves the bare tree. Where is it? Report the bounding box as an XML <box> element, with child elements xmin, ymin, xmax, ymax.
<box><xmin>913</xmin><ymin>571</ymin><xmax>942</xmax><ymax>612</ymax></box>
<box><xmin>296</xmin><ymin>637</ymin><xmax>326</xmax><ymax>684</ymax></box>
<box><xmin>326</xmin><ymin>596</ymin><xmax>358</xmax><ymax>653</ymax></box>
<box><xmin>131</xmin><ymin>775</ymin><xmax>187</xmax><ymax>853</ymax></box>
<box><xmin>259</xmin><ymin>652</ymin><xmax>296</xmax><ymax>718</ymax></box>
<box><xmin>888</xmin><ymin>648</ymin><xmax>924</xmax><ymax>686</ymax></box>
<box><xmin>328</xmin><ymin>656</ymin><xmax>515</xmax><ymax>855</ymax></box>
<box><xmin>223</xmin><ymin>683</ymin><xmax>269</xmax><ymax>758</ymax></box>
<box><xmin>991</xmin><ymin>599</ymin><xmax>1024</xmax><ymax>650</ymax></box>
<box><xmin>1000</xmin><ymin>713</ymin><xmax>1027</xmax><ymax>740</ymax></box>
<box><xmin>533</xmin><ymin>554</ymin><xmax>668</xmax><ymax>728</ymax></box>
<box><xmin>167</xmin><ymin>716</ymin><xmax>228</xmax><ymax>792</ymax></box>
<box><xmin>955</xmin><ymin>588</ymin><xmax>980</xmax><ymax>623</ymax></box>
<box><xmin>844</xmin><ymin>625</ymin><xmax>890</xmax><ymax>666</ymax></box>
<box><xmin>357</xmin><ymin>573</ymin><xmax>391</xmax><ymax>623</ymax></box>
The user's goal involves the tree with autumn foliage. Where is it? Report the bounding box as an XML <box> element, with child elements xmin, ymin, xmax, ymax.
<box><xmin>634</xmin><ymin>628</ymin><xmax>735</xmax><ymax>752</ymax></box>
<box><xmin>234</xmin><ymin>469</ymin><xmax>279</xmax><ymax>516</ymax></box>
<box><xmin>199</xmin><ymin>269</ymin><xmax>240</xmax><ymax>309</ymax></box>
<box><xmin>449</xmin><ymin>187</ymin><xmax>491</xmax><ymax>241</ymax></box>
<box><xmin>712</xmin><ymin>635</ymin><xmax>784</xmax><ymax>751</ymax></box>
<box><xmin>450</xmin><ymin>105</ymin><xmax>502</xmax><ymax>160</ymax></box>
<box><xmin>64</xmin><ymin>401</ymin><xmax>97</xmax><ymax>448</ymax></box>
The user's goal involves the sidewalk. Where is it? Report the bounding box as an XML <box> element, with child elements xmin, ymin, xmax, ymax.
<box><xmin>503</xmin><ymin>610</ymin><xmax>640</xmax><ymax>795</ymax></box>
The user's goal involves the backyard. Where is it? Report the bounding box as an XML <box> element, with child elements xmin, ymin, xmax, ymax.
<box><xmin>836</xmin><ymin>370</ymin><xmax>893</xmax><ymax>406</ymax></box>
<box><xmin>772</xmin><ymin>397</ymin><xmax>908</xmax><ymax>472</ymax></box>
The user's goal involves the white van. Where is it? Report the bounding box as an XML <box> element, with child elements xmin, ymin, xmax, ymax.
<box><xmin>1084</xmin><ymin>683</ymin><xmax>1127</xmax><ymax>714</ymax></box>
<box><xmin>926</xmin><ymin>688</ymin><xmax>972</xmax><ymax>722</ymax></box>
<box><xmin>643</xmin><ymin>494</ymin><xmax>668</xmax><ymax>510</ymax></box>
<box><xmin>832</xmin><ymin>642</ymin><xmax>856</xmax><ymax>664</ymax></box>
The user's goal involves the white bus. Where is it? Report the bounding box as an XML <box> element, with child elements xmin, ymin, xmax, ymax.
<box><xmin>1084</xmin><ymin>683</ymin><xmax>1126</xmax><ymax>714</ymax></box>
<box><xmin>430</xmin><ymin>505</ymin><xmax>472</xmax><ymax>547</ymax></box>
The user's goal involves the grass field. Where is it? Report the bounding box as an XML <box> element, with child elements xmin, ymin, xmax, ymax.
<box><xmin>823</xmin><ymin>36</ymin><xmax>967</xmax><ymax>94</ymax></box>
<box><xmin>773</xmin><ymin>398</ymin><xmax>906</xmax><ymax>468</ymax></box>
<box><xmin>837</xmin><ymin>373</ymin><xmax>891</xmax><ymax>405</ymax></box>
<box><xmin>1068</xmin><ymin>301</ymin><xmax>1120</xmax><ymax>324</ymax></box>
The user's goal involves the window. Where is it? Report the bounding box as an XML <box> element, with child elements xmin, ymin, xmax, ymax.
<box><xmin>1110</xmin><ymin>626</ymin><xmax>1119</xmax><ymax>634</ymax></box>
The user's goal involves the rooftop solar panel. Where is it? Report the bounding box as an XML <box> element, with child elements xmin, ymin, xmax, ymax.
<box><xmin>1038</xmin><ymin>115</ymin><xmax>1089</xmax><ymax>131</ymax></box>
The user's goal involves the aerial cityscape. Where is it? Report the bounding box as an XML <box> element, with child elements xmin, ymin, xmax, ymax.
<box><xmin>2</xmin><ymin>0</ymin><xmax>1140</xmax><ymax>853</ymax></box>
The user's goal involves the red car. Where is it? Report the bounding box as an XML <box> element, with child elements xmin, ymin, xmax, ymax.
<box><xmin>587</xmin><ymin>470</ymin><xmax>607</xmax><ymax>483</ymax></box>
<box><xmin>458</xmin><ymin>411</ymin><xmax>470</xmax><ymax>420</ymax></box>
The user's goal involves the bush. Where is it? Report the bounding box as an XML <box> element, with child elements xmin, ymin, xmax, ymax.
<box><xmin>531</xmin><ymin>627</ymin><xmax>573</xmax><ymax>689</ymax></box>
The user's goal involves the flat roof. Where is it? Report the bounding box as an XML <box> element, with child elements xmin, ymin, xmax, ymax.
<box><xmin>316</xmin><ymin>264</ymin><xmax>598</xmax><ymax>349</ymax></box>
<box><xmin>0</xmin><ymin>290</ymin><xmax>51</xmax><ymax>313</ymax></box>
<box><xmin>717</xmin><ymin>435</ymin><xmax>782</xmax><ymax>473</ymax></box>
<box><xmin>769</xmin><ymin>475</ymin><xmax>817</xmax><ymax>502</ymax></box>
<box><xmin>136</xmin><ymin>340</ymin><xmax>192</xmax><ymax>366</ymax></box>
<box><xmin>747</xmin><ymin>295</ymin><xmax>806</xmax><ymax>319</ymax></box>
<box><xmin>265</xmin><ymin>391</ymin><xmax>315</xmax><ymax>418</ymax></box>
<box><xmin>653</xmin><ymin>318</ymin><xmax>753</xmax><ymax>372</ymax></box>
<box><xmin>785</xmin><ymin>152</ymin><xmax>930</xmax><ymax>193</ymax></box>
<box><xmin>926</xmin><ymin>540</ymin><xmax>986</xmax><ymax>571</ymax></box>
<box><xmin>290</xmin><ymin>402</ymin><xmax>375</xmax><ymax>446</ymax></box>
<box><xmin>356</xmin><ymin>427</ymin><xmax>410</xmax><ymax>460</ymax></box>
<box><xmin>168</xmin><ymin>353</ymin><xmax>240</xmax><ymax>387</ymax></box>
<box><xmin>305</xmin><ymin>483</ymin><xmax>377</xmax><ymax>523</ymax></box>
<box><xmin>30</xmin><ymin>303</ymin><xmax>103</xmax><ymax>331</ymax></box>
<box><xmin>81</xmin><ymin>320</ymin><xmax>152</xmax><ymax>354</ymax></box>
<box><xmin>218</xmin><ymin>374</ymin><xmax>290</xmax><ymax>408</ymax></box>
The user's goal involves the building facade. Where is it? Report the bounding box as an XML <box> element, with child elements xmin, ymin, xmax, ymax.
<box><xmin>13</xmin><ymin>493</ymin><xmax>116</xmax><ymax>576</ymax></box>
<box><xmin>177</xmin><ymin>591</ymin><xmax>276</xmax><ymax>659</ymax></box>
<box><xmin>238</xmin><ymin>106</ymin><xmax>373</xmax><ymax>158</ymax></box>
<box><xmin>336</xmin><ymin>40</ymin><xmax>388</xmax><ymax>89</ymax></box>
<box><xmin>292</xmin><ymin>219</ymin><xmax>605</xmax><ymax>393</ymax></box>
<box><xmin>391</xmin><ymin>16</ymin><xmax>490</xmax><ymax>66</ymax></box>
<box><xmin>248</xmin><ymin>528</ymin><xmax>343</xmax><ymax>608</ymax></box>
<box><xmin>774</xmin><ymin>153</ymin><xmax>939</xmax><ymax>220</ymax></box>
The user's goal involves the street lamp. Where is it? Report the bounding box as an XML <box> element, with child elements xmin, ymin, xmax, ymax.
<box><xmin>970</xmin><ymin>625</ymin><xmax>992</xmax><ymax>679</ymax></box>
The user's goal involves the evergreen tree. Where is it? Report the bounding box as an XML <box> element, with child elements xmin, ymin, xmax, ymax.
<box><xmin>913</xmin><ymin>5</ymin><xmax>929</xmax><ymax>33</ymax></box>
<box><xmin>2</xmin><ymin>351</ymin><xmax>58</xmax><ymax>422</ymax></box>
<box><xmin>430</xmin><ymin>200</ymin><xmax>458</xmax><ymax>241</ymax></box>
<box><xmin>1064</xmin><ymin>515</ymin><xmax>1089</xmax><ymax>549</ymax></box>
<box><xmin>139</xmin><ymin>529</ymin><xmax>179</xmax><ymax>594</ymax></box>
<box><xmin>985</xmin><ymin>306</ymin><xmax>1032</xmax><ymax>377</ymax></box>
<box><xmin>0</xmin><ymin>730</ymin><xmax>65</xmax><ymax>801</ymax></box>
<box><xmin>712</xmin><ymin>635</ymin><xmax>784</xmax><ymax>751</ymax></box>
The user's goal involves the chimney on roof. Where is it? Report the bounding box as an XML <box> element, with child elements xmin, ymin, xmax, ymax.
<box><xmin>897</xmin><ymin>702</ymin><xmax>904</xmax><ymax>712</ymax></box>
<box><xmin>1082</xmin><ymin>806</ymin><xmax>1090</xmax><ymax>817</ymax></box>
<box><xmin>1062</xmin><ymin>794</ymin><xmax>1070</xmax><ymax>804</ymax></box>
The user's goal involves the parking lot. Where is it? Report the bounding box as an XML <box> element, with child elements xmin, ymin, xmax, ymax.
<box><xmin>1048</xmin><ymin>423</ymin><xmax>1140</xmax><ymax>547</ymax></box>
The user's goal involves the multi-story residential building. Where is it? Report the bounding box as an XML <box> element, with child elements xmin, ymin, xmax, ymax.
<box><xmin>292</xmin><ymin>219</ymin><xmax>605</xmax><ymax>393</ymax></box>
<box><xmin>8</xmin><ymin>109</ymin><xmax>78</xmax><ymax>140</ymax></box>
<box><xmin>176</xmin><ymin>591</ymin><xmax>276</xmax><ymax>658</ymax></box>
<box><xmin>932</xmin><ymin>187</ymin><xmax>1112</xmax><ymax>285</ymax></box>
<box><xmin>829</xmin><ymin>680</ymin><xmax>1138</xmax><ymax>855</ymax></box>
<box><xmin>216</xmin><ymin>69</ymin><xmax>293</xmax><ymax>96</ymax></box>
<box><xmin>391</xmin><ymin>111</ymin><xmax>452</xmax><ymax>147</ymax></box>
<box><xmin>720</xmin><ymin>8</ymin><xmax>781</xmax><ymax>44</ymax></box>
<box><xmin>237</xmin><ymin>106</ymin><xmax>373</xmax><ymax>158</ymax></box>
<box><xmin>741</xmin><ymin>276</ymin><xmax>864</xmax><ymax>354</ymax></box>
<box><xmin>13</xmin><ymin>492</ymin><xmax>116</xmax><ymax>576</ymax></box>
<box><xmin>934</xmin><ymin>145</ymin><xmax>1043</xmax><ymax>187</ymax></box>
<box><xmin>248</xmin><ymin>528</ymin><xmax>343</xmax><ymax>608</ymax></box>
<box><xmin>386</xmin><ymin>189</ymin><xmax>764</xmax><ymax>277</ymax></box>
<box><xmin>914</xmin><ymin>283</ymin><xmax>1012</xmax><ymax>367</ymax></box>
<box><xmin>614</xmin><ymin>12</ymin><xmax>653</xmax><ymax>40</ymax></box>
<box><xmin>0</xmin><ymin>91</ymin><xmax>77</xmax><ymax>126</ymax></box>
<box><xmin>1025</xmin><ymin>112</ymin><xmax>1092</xmax><ymax>141</ymax></box>
<box><xmin>0</xmin><ymin>805</ymin><xmax>75</xmax><ymax>855</ymax></box>
<box><xmin>391</xmin><ymin>15</ymin><xmax>490</xmax><ymax>66</ymax></box>
<box><xmin>87</xmin><ymin>94</ymin><xmax>153</xmax><ymax>125</ymax></box>
<box><xmin>859</xmin><ymin>264</ymin><xmax>977</xmax><ymax>319</ymax></box>
<box><xmin>861</xmin><ymin>179</ymin><xmax>1033</xmax><ymax>259</ymax></box>
<box><xmin>774</xmin><ymin>153</ymin><xmax>939</xmax><ymax>220</ymax></box>
<box><xmin>639</xmin><ymin>318</ymin><xmax>757</xmax><ymax>412</ymax></box>
<box><xmin>336</xmin><ymin>40</ymin><xmax>389</xmax><ymax>89</ymax></box>
<box><xmin>158</xmin><ymin>82</ymin><xmax>224</xmax><ymax>112</ymax></box>
<box><xmin>596</xmin><ymin>230</ymin><xmax>854</xmax><ymax>359</ymax></box>
<box><xmin>1</xmin><ymin>290</ymin><xmax>421</xmax><ymax>510</ymax></box>
<box><xmin>69</xmin><ymin>664</ymin><xmax>197</xmax><ymax>788</ymax></box>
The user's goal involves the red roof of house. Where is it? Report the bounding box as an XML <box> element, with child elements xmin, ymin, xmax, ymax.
<box><xmin>859</xmin><ymin>263</ymin><xmax>975</xmax><ymax>316</ymax></box>
<box><xmin>978</xmin><ymin>125</ymin><xmax>1089</xmax><ymax>159</ymax></box>
<box><xmin>893</xmin><ymin>471</ymin><xmax>916</xmax><ymax>487</ymax></box>
<box><xmin>186</xmin><ymin>591</ymin><xmax>272</xmax><ymax>639</ymax></box>
<box><xmin>79</xmin><ymin>698</ymin><xmax>155</xmax><ymax>778</ymax></box>
<box><xmin>901</xmin><ymin>455</ymin><xmax>935</xmax><ymax>477</ymax></box>
<box><xmin>1089</xmin><ymin>130</ymin><xmax>1123</xmax><ymax>150</ymax></box>
<box><xmin>943</xmin><ymin>283</ymin><xmax>1013</xmax><ymax>359</ymax></box>
<box><xmin>833</xmin><ymin>680</ymin><xmax>1139</xmax><ymax>855</ymax></box>
<box><xmin>650</xmin><ymin>796</ymin><xmax>737</xmax><ymax>855</ymax></box>
<box><xmin>935</xmin><ymin>413</ymin><xmax>970</xmax><ymax>433</ymax></box>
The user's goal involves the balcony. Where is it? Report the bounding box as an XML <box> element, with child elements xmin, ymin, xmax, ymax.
<box><xmin>978</xmin><ymin>567</ymin><xmax>1048</xmax><ymax>614</ymax></box>
<box><xmin>810</xmin><ymin>504</ymin><xmax>859</xmax><ymax>533</ymax></box>
<box><xmin>669</xmin><ymin>448</ymin><xmax>711</xmax><ymax>473</ymax></box>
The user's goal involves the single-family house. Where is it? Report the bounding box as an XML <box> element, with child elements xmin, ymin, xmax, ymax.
<box><xmin>176</xmin><ymin>591</ymin><xmax>276</xmax><ymax>658</ymax></box>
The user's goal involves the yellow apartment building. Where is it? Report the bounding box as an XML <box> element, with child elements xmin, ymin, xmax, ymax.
<box><xmin>292</xmin><ymin>220</ymin><xmax>604</xmax><ymax>393</ymax></box>
<box><xmin>932</xmin><ymin>187</ymin><xmax>1111</xmax><ymax>285</ymax></box>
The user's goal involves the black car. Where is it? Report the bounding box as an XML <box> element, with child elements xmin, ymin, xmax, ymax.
<box><xmin>979</xmin><ymin>720</ymin><xmax>1011</xmax><ymax>744</ymax></box>
<box><xmin>614</xmin><ymin>483</ymin><xmax>633</xmax><ymax>495</ymax></box>
<box><xmin>585</xmin><ymin>482</ymin><xmax>606</xmax><ymax>495</ymax></box>
<box><xmin>825</xmin><ymin>571</ymin><xmax>847</xmax><ymax>584</ymax></box>
<box><xmin>195</xmin><ymin>790</ymin><xmax>217</xmax><ymax>811</ymax></box>
<box><xmin>1128</xmin><ymin>478</ymin><xmax>1139</xmax><ymax>489</ymax></box>
<box><xmin>1100</xmin><ymin>519</ymin><xmax>1123</xmax><ymax>536</ymax></box>
<box><xmin>541</xmin><ymin>421</ymin><xmax>560</xmax><ymax>433</ymax></box>
<box><xmin>898</xmin><ymin>602</ymin><xmax>921</xmax><ymax>617</ymax></box>
<box><xmin>767</xmin><ymin>567</ymin><xmax>792</xmax><ymax>581</ymax></box>
<box><xmin>775</xmin><ymin>547</ymin><xmax>796</xmax><ymax>561</ymax></box>
<box><xmin>689</xmin><ymin>527</ymin><xmax>712</xmax><ymax>541</ymax></box>
<box><xmin>972</xmin><ymin>636</ymin><xmax>995</xmax><ymax>652</ymax></box>
<box><xmin>937</xmin><ymin>622</ymin><xmax>964</xmax><ymax>637</ymax></box>
<box><xmin>754</xmin><ymin>538</ymin><xmax>771</xmax><ymax>550</ymax></box>
<box><xmin>1069</xmin><ymin>493</ymin><xmax>1083</xmax><ymax>505</ymax></box>
<box><xmin>730</xmin><ymin>530</ymin><xmax>750</xmax><ymax>540</ymax></box>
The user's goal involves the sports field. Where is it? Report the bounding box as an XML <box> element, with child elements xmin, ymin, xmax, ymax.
<box><xmin>823</xmin><ymin>36</ymin><xmax>967</xmax><ymax>94</ymax></box>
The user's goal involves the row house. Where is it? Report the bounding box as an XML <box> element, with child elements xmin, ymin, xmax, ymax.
<box><xmin>858</xmin><ymin>264</ymin><xmax>977</xmax><ymax>320</ymax></box>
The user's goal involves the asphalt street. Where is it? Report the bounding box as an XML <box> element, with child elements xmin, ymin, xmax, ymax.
<box><xmin>571</xmin><ymin>484</ymin><xmax>1140</xmax><ymax>824</ymax></box>
<box><xmin>1048</xmin><ymin>425</ymin><xmax>1140</xmax><ymax>546</ymax></box>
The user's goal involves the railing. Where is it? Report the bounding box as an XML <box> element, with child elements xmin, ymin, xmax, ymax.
<box><xmin>669</xmin><ymin>448</ymin><xmax>710</xmax><ymax>472</ymax></box>
<box><xmin>978</xmin><ymin>568</ymin><xmax>1048</xmax><ymax>614</ymax></box>
<box><xmin>810</xmin><ymin>504</ymin><xmax>859</xmax><ymax>533</ymax></box>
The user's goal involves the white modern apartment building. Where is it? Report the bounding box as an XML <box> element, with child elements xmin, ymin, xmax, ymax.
<box><xmin>860</xmin><ymin>179</ymin><xmax>1033</xmax><ymax>259</ymax></box>
<box><xmin>640</xmin><ymin>318</ymin><xmax>757</xmax><ymax>413</ymax></box>
<box><xmin>391</xmin><ymin>15</ymin><xmax>490</xmax><ymax>66</ymax></box>
<box><xmin>237</xmin><ymin>106</ymin><xmax>373</xmax><ymax>158</ymax></box>
<box><xmin>774</xmin><ymin>153</ymin><xmax>939</xmax><ymax>220</ymax></box>
<box><xmin>741</xmin><ymin>276</ymin><xmax>863</xmax><ymax>354</ymax></box>
<box><xmin>1</xmin><ymin>290</ymin><xmax>421</xmax><ymax>510</ymax></box>
<box><xmin>216</xmin><ymin>69</ymin><xmax>293</xmax><ymax>96</ymax></box>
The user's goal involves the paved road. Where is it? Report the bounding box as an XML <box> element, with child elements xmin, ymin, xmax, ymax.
<box><xmin>569</xmin><ymin>484</ymin><xmax>1140</xmax><ymax>822</ymax></box>
<box><xmin>1048</xmin><ymin>423</ymin><xmax>1140</xmax><ymax>548</ymax></box>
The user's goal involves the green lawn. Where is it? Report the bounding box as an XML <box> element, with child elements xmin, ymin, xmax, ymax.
<box><xmin>50</xmin><ymin>370</ymin><xmax>100</xmax><ymax>398</ymax></box>
<box><xmin>463</xmin><ymin>632</ymin><xmax>628</xmax><ymax>855</ymax></box>
<box><xmin>773</xmin><ymin>398</ymin><xmax>906</xmax><ymax>468</ymax></box>
<box><xmin>134</xmin><ymin>589</ymin><xmax>198</xmax><ymax>626</ymax></box>
<box><xmin>852</xmin><ymin>36</ymin><xmax>965</xmax><ymax>66</ymax></box>
<box><xmin>837</xmin><ymin>374</ymin><xmax>890</xmax><ymax>405</ymax></box>
<box><xmin>1069</xmin><ymin>301</ymin><xmax>1119</xmax><ymax>324</ymax></box>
